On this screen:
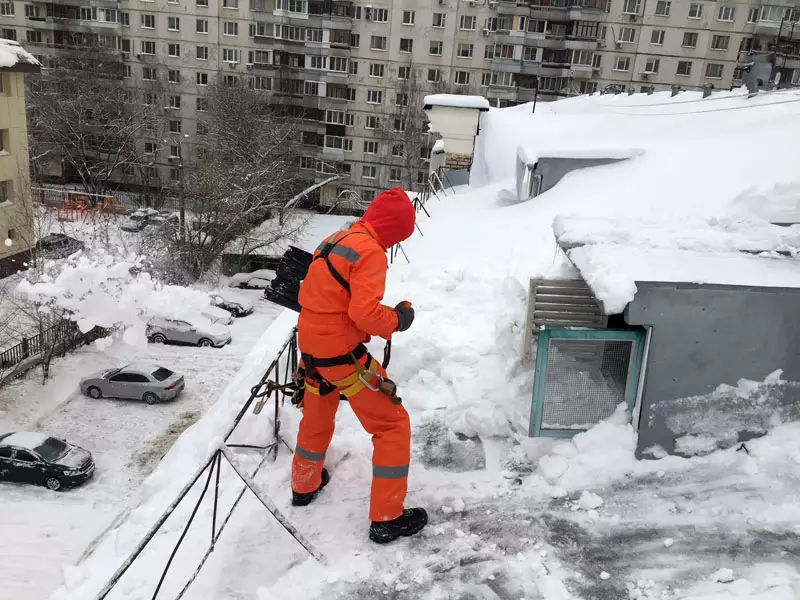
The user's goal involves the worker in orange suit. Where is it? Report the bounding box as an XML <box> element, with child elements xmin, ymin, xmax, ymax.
<box><xmin>291</xmin><ymin>187</ymin><xmax>427</xmax><ymax>544</ymax></box>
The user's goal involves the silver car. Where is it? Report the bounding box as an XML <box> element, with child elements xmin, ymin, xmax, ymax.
<box><xmin>80</xmin><ymin>364</ymin><xmax>185</xmax><ymax>404</ymax></box>
<box><xmin>146</xmin><ymin>316</ymin><xmax>232</xmax><ymax>348</ymax></box>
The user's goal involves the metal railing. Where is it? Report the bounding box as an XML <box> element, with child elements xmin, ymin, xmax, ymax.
<box><xmin>33</xmin><ymin>187</ymin><xmax>183</xmax><ymax>217</ymax></box>
<box><xmin>0</xmin><ymin>320</ymin><xmax>106</xmax><ymax>374</ymax></box>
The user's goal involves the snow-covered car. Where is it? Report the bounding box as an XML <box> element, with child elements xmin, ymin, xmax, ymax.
<box><xmin>228</xmin><ymin>269</ymin><xmax>275</xmax><ymax>290</ymax></box>
<box><xmin>120</xmin><ymin>208</ymin><xmax>168</xmax><ymax>232</ymax></box>
<box><xmin>146</xmin><ymin>316</ymin><xmax>232</xmax><ymax>348</ymax></box>
<box><xmin>202</xmin><ymin>305</ymin><xmax>235</xmax><ymax>326</ymax></box>
<box><xmin>79</xmin><ymin>364</ymin><xmax>186</xmax><ymax>404</ymax></box>
<box><xmin>0</xmin><ymin>432</ymin><xmax>95</xmax><ymax>491</ymax></box>
<box><xmin>36</xmin><ymin>233</ymin><xmax>84</xmax><ymax>259</ymax></box>
<box><xmin>209</xmin><ymin>292</ymin><xmax>255</xmax><ymax>318</ymax></box>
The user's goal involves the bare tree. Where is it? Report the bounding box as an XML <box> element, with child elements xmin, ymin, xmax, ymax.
<box><xmin>27</xmin><ymin>45</ymin><xmax>164</xmax><ymax>196</ymax></box>
<box><xmin>166</xmin><ymin>77</ymin><xmax>311</xmax><ymax>280</ymax></box>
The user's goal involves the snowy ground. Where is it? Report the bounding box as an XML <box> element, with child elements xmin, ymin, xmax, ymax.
<box><xmin>37</xmin><ymin>89</ymin><xmax>800</xmax><ymax>600</ymax></box>
<box><xmin>0</xmin><ymin>290</ymin><xmax>282</xmax><ymax>600</ymax></box>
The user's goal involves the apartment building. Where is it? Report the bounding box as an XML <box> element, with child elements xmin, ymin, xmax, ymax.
<box><xmin>0</xmin><ymin>39</ymin><xmax>38</xmax><ymax>278</ymax></box>
<box><xmin>0</xmin><ymin>0</ymin><xmax>794</xmax><ymax>201</ymax></box>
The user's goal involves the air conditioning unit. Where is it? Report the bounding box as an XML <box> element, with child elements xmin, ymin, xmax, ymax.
<box><xmin>364</xmin><ymin>6</ymin><xmax>372</xmax><ymax>19</ymax></box>
<box><xmin>488</xmin><ymin>0</ymin><xmax>498</xmax><ymax>6</ymax></box>
<box><xmin>615</xmin><ymin>41</ymin><xmax>622</xmax><ymax>48</ymax></box>
<box><xmin>641</xmin><ymin>72</ymin><xmax>650</xmax><ymax>79</ymax></box>
<box><xmin>438</xmin><ymin>0</ymin><xmax>446</xmax><ymax>5</ymax></box>
<box><xmin>592</xmin><ymin>67</ymin><xmax>601</xmax><ymax>73</ymax></box>
<box><xmin>246</xmin><ymin>64</ymin><xmax>253</xmax><ymax>69</ymax></box>
<box><xmin>469</xmin><ymin>0</ymin><xmax>479</xmax><ymax>6</ymax></box>
<box><xmin>482</xmin><ymin>28</ymin><xmax>490</xmax><ymax>35</ymax></box>
<box><xmin>629</xmin><ymin>13</ymin><xmax>637</xmax><ymax>20</ymax></box>
<box><xmin>597</xmin><ymin>40</ymin><xmax>606</xmax><ymax>48</ymax></box>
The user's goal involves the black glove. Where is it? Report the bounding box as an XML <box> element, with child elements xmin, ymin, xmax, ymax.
<box><xmin>395</xmin><ymin>302</ymin><xmax>415</xmax><ymax>332</ymax></box>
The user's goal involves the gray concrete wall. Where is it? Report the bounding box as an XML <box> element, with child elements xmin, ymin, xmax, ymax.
<box><xmin>534</xmin><ymin>158</ymin><xmax>627</xmax><ymax>197</ymax></box>
<box><xmin>625</xmin><ymin>282</ymin><xmax>800</xmax><ymax>458</ymax></box>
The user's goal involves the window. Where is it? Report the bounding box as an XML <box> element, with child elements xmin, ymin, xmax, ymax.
<box><xmin>143</xmin><ymin>92</ymin><xmax>156</xmax><ymax>106</ymax></box>
<box><xmin>432</xmin><ymin>13</ymin><xmax>445</xmax><ymax>27</ymax></box>
<box><xmin>250</xmin><ymin>21</ymin><xmax>268</xmax><ymax>36</ymax></box>
<box><xmin>490</xmin><ymin>71</ymin><xmax>516</xmax><ymax>87</ymax></box>
<box><xmin>710</xmin><ymin>34</ymin><xmax>729</xmax><ymax>50</ymax></box>
<box><xmin>362</xmin><ymin>166</ymin><xmax>377</xmax><ymax>179</ymax></box>
<box><xmin>80</xmin><ymin>6</ymin><xmax>97</xmax><ymax>20</ymax></box>
<box><xmin>363</xmin><ymin>141</ymin><xmax>378</xmax><ymax>154</ymax></box>
<box><xmin>494</xmin><ymin>44</ymin><xmax>514</xmax><ymax>59</ymax></box>
<box><xmin>300</xmin><ymin>156</ymin><xmax>316</xmax><ymax>170</ymax></box>
<box><xmin>168</xmin><ymin>69</ymin><xmax>180</xmax><ymax>83</ymax></box>
<box><xmin>1</xmin><ymin>29</ymin><xmax>15</xmax><ymax>41</ymax></box>
<box><xmin>168</xmin><ymin>43</ymin><xmax>181</xmax><ymax>57</ymax></box>
<box><xmin>25</xmin><ymin>4</ymin><xmax>39</xmax><ymax>18</ymax></box>
<box><xmin>676</xmin><ymin>60</ymin><xmax>692</xmax><ymax>76</ymax></box>
<box><xmin>169</xmin><ymin>120</ymin><xmax>182</xmax><ymax>134</ymax></box>
<box><xmin>397</xmin><ymin>65</ymin><xmax>409</xmax><ymax>79</ymax></box>
<box><xmin>682</xmin><ymin>32</ymin><xmax>698</xmax><ymax>48</ymax></box>
<box><xmin>121</xmin><ymin>11</ymin><xmax>130</xmax><ymax>25</ymax></box>
<box><xmin>457</xmin><ymin>43</ymin><xmax>474</xmax><ymax>58</ymax></box>
<box><xmin>0</xmin><ymin>3</ymin><xmax>13</xmax><ymax>16</ymax></box>
<box><xmin>402</xmin><ymin>10</ymin><xmax>415</xmax><ymax>25</ymax></box>
<box><xmin>141</xmin><ymin>41</ymin><xmax>156</xmax><ymax>55</ymax></box>
<box><xmin>307</xmin><ymin>28</ymin><xmax>322</xmax><ymax>42</ymax></box>
<box><xmin>250</xmin><ymin>0</ymin><xmax>267</xmax><ymax>9</ymax></box>
<box><xmin>223</xmin><ymin>48</ymin><xmax>239</xmax><ymax>63</ymax></box>
<box><xmin>169</xmin><ymin>145</ymin><xmax>180</xmax><ymax>159</ymax></box>
<box><xmin>717</xmin><ymin>5</ymin><xmax>735</xmax><ymax>21</ymax></box>
<box><xmin>429</xmin><ymin>41</ymin><xmax>443</xmax><ymax>56</ymax></box>
<box><xmin>688</xmin><ymin>3</ymin><xmax>702</xmax><ymax>18</ymax></box>
<box><xmin>304</xmin><ymin>81</ymin><xmax>319</xmax><ymax>95</ymax></box>
<box><xmin>613</xmin><ymin>56</ymin><xmax>630</xmax><ymax>71</ymax></box>
<box><xmin>250</xmin><ymin>76</ymin><xmax>271</xmax><ymax>90</ymax></box>
<box><xmin>622</xmin><ymin>0</ymin><xmax>641</xmax><ymax>14</ymax></box>
<box><xmin>390</xmin><ymin>168</ymin><xmax>402</xmax><ymax>182</ymax></box>
<box><xmin>168</xmin><ymin>16</ymin><xmax>180</xmax><ymax>30</ymax></box>
<box><xmin>651</xmin><ymin>29</ymin><xmax>665</xmax><ymax>45</ymax></box>
<box><xmin>366</xmin><ymin>89</ymin><xmax>382</xmax><ymax>104</ymax></box>
<box><xmin>197</xmin><ymin>45</ymin><xmax>209</xmax><ymax>60</ymax></box>
<box><xmin>373</xmin><ymin>8</ymin><xmax>388</xmax><ymax>21</ymax></box>
<box><xmin>619</xmin><ymin>27</ymin><xmax>635</xmax><ymax>43</ymax></box>
<box><xmin>197</xmin><ymin>0</ymin><xmax>208</xmax><ymax>5</ymax></box>
<box><xmin>26</xmin><ymin>30</ymin><xmax>41</xmax><ymax>43</ymax></box>
<box><xmin>250</xmin><ymin>49</ymin><xmax>271</xmax><ymax>64</ymax></box>
<box><xmin>369</xmin><ymin>63</ymin><xmax>384</xmax><ymax>78</ymax></box>
<box><xmin>144</xmin><ymin>142</ymin><xmax>156</xmax><ymax>154</ymax></box>
<box><xmin>571</xmin><ymin>49</ymin><xmax>592</xmax><ymax>66</ymax></box>
<box><xmin>141</xmin><ymin>13</ymin><xmax>155</xmax><ymax>29</ymax></box>
<box><xmin>309</xmin><ymin>56</ymin><xmax>326</xmax><ymax>69</ymax></box>
<box><xmin>400</xmin><ymin>38</ymin><xmax>413</xmax><ymax>53</ymax></box>
<box><xmin>371</xmin><ymin>36</ymin><xmax>387</xmax><ymax>51</ymax></box>
<box><xmin>454</xmin><ymin>70</ymin><xmax>470</xmax><ymax>85</ymax></box>
<box><xmin>395</xmin><ymin>93</ymin><xmax>408</xmax><ymax>106</ymax></box>
<box><xmin>747</xmin><ymin>7</ymin><xmax>758</xmax><ymax>23</ymax></box>
<box><xmin>523</xmin><ymin>46</ymin><xmax>538</xmax><ymax>61</ymax></box>
<box><xmin>196</xmin><ymin>19</ymin><xmax>208</xmax><ymax>33</ymax></box>
<box><xmin>347</xmin><ymin>88</ymin><xmax>356</xmax><ymax>102</ymax></box>
<box><xmin>349</xmin><ymin>60</ymin><xmax>358</xmax><ymax>74</ymax></box>
<box><xmin>365</xmin><ymin>115</ymin><xmax>380</xmax><ymax>129</ymax></box>
<box><xmin>168</xmin><ymin>95</ymin><xmax>181</xmax><ymax>109</ymax></box>
<box><xmin>346</xmin><ymin>113</ymin><xmax>354</xmax><ymax>126</ymax></box>
<box><xmin>223</xmin><ymin>21</ymin><xmax>238</xmax><ymax>35</ymax></box>
<box><xmin>223</xmin><ymin>0</ymin><xmax>238</xmax><ymax>7</ymax></box>
<box><xmin>643</xmin><ymin>57</ymin><xmax>660</xmax><ymax>73</ymax></box>
<box><xmin>197</xmin><ymin>97</ymin><xmax>208</xmax><ymax>111</ymax></box>
<box><xmin>123</xmin><ymin>65</ymin><xmax>132</xmax><ymax>78</ymax></box>
<box><xmin>393</xmin><ymin>118</ymin><xmax>405</xmax><ymax>132</ymax></box>
<box><xmin>330</xmin><ymin>57</ymin><xmax>347</xmax><ymax>72</ymax></box>
<box><xmin>326</xmin><ymin>110</ymin><xmax>345</xmax><ymax>125</ymax></box>
<box><xmin>391</xmin><ymin>144</ymin><xmax>404</xmax><ymax>157</ymax></box>
<box><xmin>427</xmin><ymin>68</ymin><xmax>441</xmax><ymax>83</ymax></box>
<box><xmin>350</xmin><ymin>33</ymin><xmax>359</xmax><ymax>47</ymax></box>
<box><xmin>0</xmin><ymin>180</ymin><xmax>7</xmax><ymax>203</ymax></box>
<box><xmin>460</xmin><ymin>15</ymin><xmax>476</xmax><ymax>30</ymax></box>
<box><xmin>705</xmin><ymin>63</ymin><xmax>723</xmax><ymax>78</ymax></box>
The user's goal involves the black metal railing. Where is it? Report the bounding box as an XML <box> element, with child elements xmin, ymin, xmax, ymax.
<box><xmin>0</xmin><ymin>320</ymin><xmax>106</xmax><ymax>373</ymax></box>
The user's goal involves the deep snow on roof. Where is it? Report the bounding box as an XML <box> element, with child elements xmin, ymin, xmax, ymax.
<box><xmin>423</xmin><ymin>93</ymin><xmax>491</xmax><ymax>110</ymax></box>
<box><xmin>2</xmin><ymin>431</ymin><xmax>48</xmax><ymax>449</ymax></box>
<box><xmin>0</xmin><ymin>39</ymin><xmax>40</xmax><ymax>69</ymax></box>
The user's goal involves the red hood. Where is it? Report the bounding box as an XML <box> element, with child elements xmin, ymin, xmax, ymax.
<box><xmin>362</xmin><ymin>188</ymin><xmax>416</xmax><ymax>249</ymax></box>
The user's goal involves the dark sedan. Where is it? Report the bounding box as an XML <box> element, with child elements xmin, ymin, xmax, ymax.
<box><xmin>0</xmin><ymin>432</ymin><xmax>95</xmax><ymax>491</ymax></box>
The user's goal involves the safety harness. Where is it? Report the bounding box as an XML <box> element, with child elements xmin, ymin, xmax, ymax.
<box><xmin>293</xmin><ymin>229</ymin><xmax>401</xmax><ymax>409</ymax></box>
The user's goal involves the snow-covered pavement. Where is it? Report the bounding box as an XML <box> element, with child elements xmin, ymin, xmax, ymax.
<box><xmin>0</xmin><ymin>291</ymin><xmax>281</xmax><ymax>600</ymax></box>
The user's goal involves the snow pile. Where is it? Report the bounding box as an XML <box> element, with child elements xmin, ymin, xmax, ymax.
<box><xmin>0</xmin><ymin>38</ymin><xmax>40</xmax><ymax>68</ymax></box>
<box><xmin>423</xmin><ymin>94</ymin><xmax>490</xmax><ymax>110</ymax></box>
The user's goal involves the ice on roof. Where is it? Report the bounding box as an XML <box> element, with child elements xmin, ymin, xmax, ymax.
<box><xmin>0</xmin><ymin>39</ymin><xmax>41</xmax><ymax>69</ymax></box>
<box><xmin>568</xmin><ymin>244</ymin><xmax>800</xmax><ymax>315</ymax></box>
<box><xmin>423</xmin><ymin>94</ymin><xmax>490</xmax><ymax>110</ymax></box>
<box><xmin>2</xmin><ymin>431</ymin><xmax>48</xmax><ymax>449</ymax></box>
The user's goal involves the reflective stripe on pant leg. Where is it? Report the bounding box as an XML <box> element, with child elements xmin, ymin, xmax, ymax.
<box><xmin>291</xmin><ymin>389</ymin><xmax>339</xmax><ymax>494</ymax></box>
<box><xmin>295</xmin><ymin>444</ymin><xmax>326</xmax><ymax>463</ymax></box>
<box><xmin>373</xmin><ymin>464</ymin><xmax>409</xmax><ymax>479</ymax></box>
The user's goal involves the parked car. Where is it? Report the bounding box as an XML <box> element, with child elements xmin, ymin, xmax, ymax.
<box><xmin>146</xmin><ymin>316</ymin><xmax>232</xmax><ymax>348</ymax></box>
<box><xmin>36</xmin><ymin>233</ymin><xmax>85</xmax><ymax>259</ymax></box>
<box><xmin>202</xmin><ymin>305</ymin><xmax>235</xmax><ymax>326</ymax></box>
<box><xmin>120</xmin><ymin>208</ymin><xmax>161</xmax><ymax>232</ymax></box>
<box><xmin>209</xmin><ymin>292</ymin><xmax>255</xmax><ymax>318</ymax></box>
<box><xmin>228</xmin><ymin>269</ymin><xmax>275</xmax><ymax>290</ymax></box>
<box><xmin>0</xmin><ymin>432</ymin><xmax>94</xmax><ymax>491</ymax></box>
<box><xmin>79</xmin><ymin>363</ymin><xmax>185</xmax><ymax>404</ymax></box>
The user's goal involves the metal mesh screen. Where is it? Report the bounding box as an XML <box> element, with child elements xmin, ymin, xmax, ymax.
<box><xmin>541</xmin><ymin>339</ymin><xmax>633</xmax><ymax>431</ymax></box>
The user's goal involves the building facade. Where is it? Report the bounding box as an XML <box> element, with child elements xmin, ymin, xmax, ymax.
<box><xmin>0</xmin><ymin>39</ymin><xmax>38</xmax><ymax>277</ymax></box>
<box><xmin>0</xmin><ymin>0</ymin><xmax>797</xmax><ymax>201</ymax></box>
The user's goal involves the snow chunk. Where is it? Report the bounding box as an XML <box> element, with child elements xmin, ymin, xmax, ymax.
<box><xmin>577</xmin><ymin>491</ymin><xmax>604</xmax><ymax>510</ymax></box>
<box><xmin>0</xmin><ymin>38</ymin><xmax>40</xmax><ymax>68</ymax></box>
<box><xmin>424</xmin><ymin>94</ymin><xmax>490</xmax><ymax>110</ymax></box>
<box><xmin>600</xmin><ymin>571</ymin><xmax>611</xmax><ymax>580</ymax></box>
<box><xmin>432</xmin><ymin>139</ymin><xmax>445</xmax><ymax>154</ymax></box>
<box><xmin>712</xmin><ymin>568</ymin><xmax>735</xmax><ymax>583</ymax></box>
<box><xmin>663</xmin><ymin>538</ymin><xmax>674</xmax><ymax>548</ymax></box>
<box><xmin>4</xmin><ymin>238</ymin><xmax>11</xmax><ymax>247</ymax></box>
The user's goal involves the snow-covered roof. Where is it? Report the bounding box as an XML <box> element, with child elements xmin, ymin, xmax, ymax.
<box><xmin>0</xmin><ymin>39</ymin><xmax>41</xmax><ymax>70</ymax></box>
<box><xmin>224</xmin><ymin>212</ymin><xmax>354</xmax><ymax>257</ymax></box>
<box><xmin>432</xmin><ymin>139</ymin><xmax>445</xmax><ymax>154</ymax></box>
<box><xmin>423</xmin><ymin>94</ymin><xmax>490</xmax><ymax>111</ymax></box>
<box><xmin>1</xmin><ymin>431</ymin><xmax>48</xmax><ymax>449</ymax></box>
<box><xmin>518</xmin><ymin>146</ymin><xmax>645</xmax><ymax>168</ymax></box>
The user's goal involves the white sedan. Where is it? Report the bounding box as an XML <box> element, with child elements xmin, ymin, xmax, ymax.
<box><xmin>228</xmin><ymin>269</ymin><xmax>275</xmax><ymax>290</ymax></box>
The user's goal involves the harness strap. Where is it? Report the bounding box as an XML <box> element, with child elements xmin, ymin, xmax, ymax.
<box><xmin>313</xmin><ymin>230</ymin><xmax>369</xmax><ymax>293</ymax></box>
<box><xmin>305</xmin><ymin>356</ymin><xmax>381</xmax><ymax>398</ymax></box>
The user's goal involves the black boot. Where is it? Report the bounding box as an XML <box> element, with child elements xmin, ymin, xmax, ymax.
<box><xmin>291</xmin><ymin>468</ymin><xmax>330</xmax><ymax>507</ymax></box>
<box><xmin>369</xmin><ymin>508</ymin><xmax>428</xmax><ymax>544</ymax></box>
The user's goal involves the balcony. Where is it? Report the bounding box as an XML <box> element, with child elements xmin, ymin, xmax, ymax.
<box><xmin>755</xmin><ymin>20</ymin><xmax>800</xmax><ymax>40</ymax></box>
<box><xmin>491</xmin><ymin>57</ymin><xmax>523</xmax><ymax>73</ymax></box>
<box><xmin>495</xmin><ymin>1</ymin><xmax>533</xmax><ymax>16</ymax></box>
<box><xmin>568</xmin><ymin>63</ymin><xmax>593</xmax><ymax>78</ymax></box>
<box><xmin>564</xmin><ymin>37</ymin><xmax>599</xmax><ymax>50</ymax></box>
<box><xmin>493</xmin><ymin>29</ymin><xmax>527</xmax><ymax>45</ymax></box>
